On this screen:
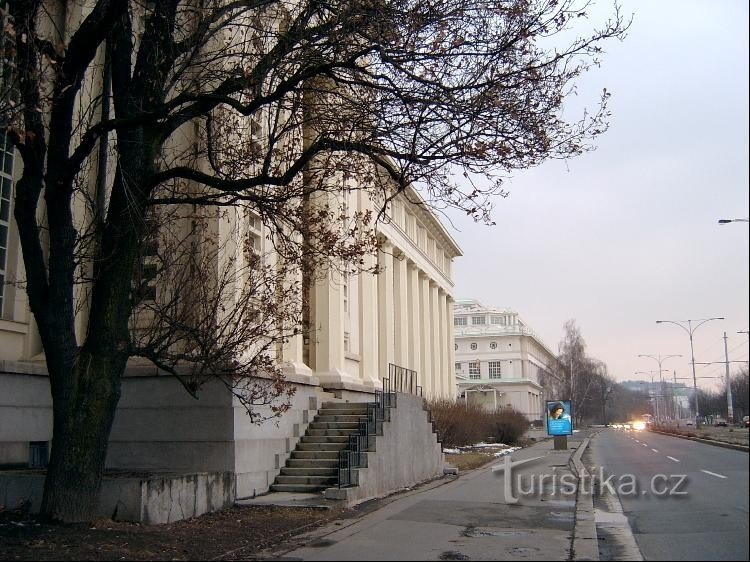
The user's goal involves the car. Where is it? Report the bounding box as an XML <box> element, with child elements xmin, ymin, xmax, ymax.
<box><xmin>744</xmin><ymin>415</ymin><xmax>749</xmax><ymax>428</ymax></box>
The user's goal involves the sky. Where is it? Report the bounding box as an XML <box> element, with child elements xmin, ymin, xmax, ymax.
<box><xmin>444</xmin><ymin>0</ymin><xmax>750</xmax><ymax>391</ymax></box>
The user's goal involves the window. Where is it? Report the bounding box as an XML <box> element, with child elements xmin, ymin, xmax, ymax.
<box><xmin>490</xmin><ymin>342</ymin><xmax>497</xmax><ymax>350</ymax></box>
<box><xmin>471</xmin><ymin>315</ymin><xmax>486</xmax><ymax>325</ymax></box>
<box><xmin>0</xmin><ymin>133</ymin><xmax>15</xmax><ymax>315</ymax></box>
<box><xmin>489</xmin><ymin>361</ymin><xmax>502</xmax><ymax>379</ymax></box>
<box><xmin>491</xmin><ymin>316</ymin><xmax>502</xmax><ymax>324</ymax></box>
<box><xmin>454</xmin><ymin>344</ymin><xmax>458</xmax><ymax>351</ymax></box>
<box><xmin>344</xmin><ymin>332</ymin><xmax>350</xmax><ymax>353</ymax></box>
<box><xmin>469</xmin><ymin>362</ymin><xmax>480</xmax><ymax>378</ymax></box>
<box><xmin>455</xmin><ymin>362</ymin><xmax>462</xmax><ymax>372</ymax></box>
<box><xmin>454</xmin><ymin>316</ymin><xmax>467</xmax><ymax>326</ymax></box>
<box><xmin>470</xmin><ymin>342</ymin><xmax>477</xmax><ymax>350</ymax></box>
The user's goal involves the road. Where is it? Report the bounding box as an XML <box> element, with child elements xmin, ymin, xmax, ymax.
<box><xmin>586</xmin><ymin>429</ymin><xmax>749</xmax><ymax>561</ymax></box>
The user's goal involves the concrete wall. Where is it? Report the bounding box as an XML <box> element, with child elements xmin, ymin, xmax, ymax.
<box><xmin>325</xmin><ymin>393</ymin><xmax>444</xmax><ymax>503</ymax></box>
<box><xmin>0</xmin><ymin>470</ymin><xmax>234</xmax><ymax>524</ymax></box>
<box><xmin>0</xmin><ymin>370</ymin><xmax>52</xmax><ymax>468</ymax></box>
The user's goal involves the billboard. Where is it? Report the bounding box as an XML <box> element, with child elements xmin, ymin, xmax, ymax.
<box><xmin>546</xmin><ymin>400</ymin><xmax>573</xmax><ymax>436</ymax></box>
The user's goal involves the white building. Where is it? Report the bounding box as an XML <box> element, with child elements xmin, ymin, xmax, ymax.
<box><xmin>453</xmin><ymin>299</ymin><xmax>560</xmax><ymax>421</ymax></box>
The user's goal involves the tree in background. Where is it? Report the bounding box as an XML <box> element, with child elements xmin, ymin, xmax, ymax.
<box><xmin>3</xmin><ymin>0</ymin><xmax>627</xmax><ymax>521</ymax></box>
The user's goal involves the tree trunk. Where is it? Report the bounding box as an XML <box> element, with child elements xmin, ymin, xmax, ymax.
<box><xmin>41</xmin><ymin>352</ymin><xmax>125</xmax><ymax>523</ymax></box>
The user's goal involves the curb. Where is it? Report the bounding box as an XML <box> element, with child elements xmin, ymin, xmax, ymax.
<box><xmin>649</xmin><ymin>429</ymin><xmax>749</xmax><ymax>452</ymax></box>
<box><xmin>569</xmin><ymin>436</ymin><xmax>598</xmax><ymax>561</ymax></box>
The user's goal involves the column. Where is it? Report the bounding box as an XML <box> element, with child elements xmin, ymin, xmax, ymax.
<box><xmin>276</xmin><ymin>225</ymin><xmax>312</xmax><ymax>379</ymax></box>
<box><xmin>446</xmin><ymin>296</ymin><xmax>456</xmax><ymax>399</ymax></box>
<box><xmin>359</xmin><ymin>251</ymin><xmax>379</xmax><ymax>387</ymax></box>
<box><xmin>430</xmin><ymin>281</ymin><xmax>440</xmax><ymax>398</ymax></box>
<box><xmin>392</xmin><ymin>248</ymin><xmax>409</xmax><ymax>367</ymax></box>
<box><xmin>407</xmin><ymin>262</ymin><xmax>421</xmax><ymax>377</ymax></box>
<box><xmin>312</xmin><ymin>267</ymin><xmax>348</xmax><ymax>385</ymax></box>
<box><xmin>377</xmin><ymin>242</ymin><xmax>395</xmax><ymax>381</ymax></box>
<box><xmin>438</xmin><ymin>289</ymin><xmax>448</xmax><ymax>398</ymax></box>
<box><xmin>419</xmin><ymin>273</ymin><xmax>432</xmax><ymax>396</ymax></box>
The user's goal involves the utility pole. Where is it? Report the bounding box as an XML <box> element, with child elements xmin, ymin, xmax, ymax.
<box><xmin>724</xmin><ymin>332</ymin><xmax>734</xmax><ymax>423</ymax></box>
<box><xmin>673</xmin><ymin>370</ymin><xmax>679</xmax><ymax>420</ymax></box>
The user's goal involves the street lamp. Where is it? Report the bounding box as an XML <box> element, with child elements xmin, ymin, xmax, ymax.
<box><xmin>718</xmin><ymin>218</ymin><xmax>749</xmax><ymax>224</ymax></box>
<box><xmin>638</xmin><ymin>354</ymin><xmax>682</xmax><ymax>422</ymax></box>
<box><xmin>635</xmin><ymin>371</ymin><xmax>657</xmax><ymax>418</ymax></box>
<box><xmin>656</xmin><ymin>318</ymin><xmax>724</xmax><ymax>424</ymax></box>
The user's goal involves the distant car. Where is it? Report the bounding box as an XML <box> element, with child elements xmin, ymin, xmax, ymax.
<box><xmin>715</xmin><ymin>419</ymin><xmax>728</xmax><ymax>427</ymax></box>
<box><xmin>744</xmin><ymin>415</ymin><xmax>749</xmax><ymax>428</ymax></box>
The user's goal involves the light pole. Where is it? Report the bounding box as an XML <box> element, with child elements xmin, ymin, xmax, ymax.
<box><xmin>656</xmin><ymin>318</ymin><xmax>724</xmax><ymax>425</ymax></box>
<box><xmin>638</xmin><ymin>354</ymin><xmax>682</xmax><ymax>422</ymax></box>
<box><xmin>635</xmin><ymin>371</ymin><xmax>657</xmax><ymax>418</ymax></box>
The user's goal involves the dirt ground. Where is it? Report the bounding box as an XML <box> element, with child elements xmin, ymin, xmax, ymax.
<box><xmin>0</xmin><ymin>503</ymin><xmax>348</xmax><ymax>561</ymax></box>
<box><xmin>654</xmin><ymin>424</ymin><xmax>749</xmax><ymax>446</ymax></box>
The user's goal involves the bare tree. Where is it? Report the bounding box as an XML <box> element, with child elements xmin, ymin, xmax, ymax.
<box><xmin>3</xmin><ymin>0</ymin><xmax>627</xmax><ymax>521</ymax></box>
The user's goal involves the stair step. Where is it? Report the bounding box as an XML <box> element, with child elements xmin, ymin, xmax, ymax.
<box><xmin>309</xmin><ymin>422</ymin><xmax>361</xmax><ymax>430</ymax></box>
<box><xmin>306</xmin><ymin>428</ymin><xmax>360</xmax><ymax>437</ymax></box>
<box><xmin>297</xmin><ymin>442</ymin><xmax>348</xmax><ymax>452</ymax></box>
<box><xmin>291</xmin><ymin>450</ymin><xmax>340</xmax><ymax>460</ymax></box>
<box><xmin>280</xmin><ymin>467</ymin><xmax>338</xmax><ymax>477</ymax></box>
<box><xmin>270</xmin><ymin>484</ymin><xmax>328</xmax><ymax>493</ymax></box>
<box><xmin>313</xmin><ymin>412</ymin><xmax>366</xmax><ymax>423</ymax></box>
<box><xmin>274</xmin><ymin>475</ymin><xmax>338</xmax><ymax>486</ymax></box>
<box><xmin>287</xmin><ymin>458</ymin><xmax>338</xmax><ymax>468</ymax></box>
<box><xmin>301</xmin><ymin>435</ymin><xmax>351</xmax><ymax>444</ymax></box>
<box><xmin>316</xmin><ymin>409</ymin><xmax>370</xmax><ymax>417</ymax></box>
<box><xmin>321</xmin><ymin>402</ymin><xmax>371</xmax><ymax>410</ymax></box>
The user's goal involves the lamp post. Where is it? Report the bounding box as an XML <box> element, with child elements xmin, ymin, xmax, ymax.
<box><xmin>656</xmin><ymin>318</ymin><xmax>724</xmax><ymax>425</ymax></box>
<box><xmin>638</xmin><ymin>354</ymin><xmax>681</xmax><ymax>422</ymax></box>
<box><xmin>635</xmin><ymin>371</ymin><xmax>657</xmax><ymax>418</ymax></box>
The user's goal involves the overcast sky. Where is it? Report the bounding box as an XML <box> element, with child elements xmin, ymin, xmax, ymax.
<box><xmin>445</xmin><ymin>0</ymin><xmax>749</xmax><ymax>391</ymax></box>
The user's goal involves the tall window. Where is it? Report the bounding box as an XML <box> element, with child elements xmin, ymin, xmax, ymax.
<box><xmin>1</xmin><ymin>6</ymin><xmax>17</xmax><ymax>317</ymax></box>
<box><xmin>471</xmin><ymin>315</ymin><xmax>485</xmax><ymax>325</ymax></box>
<box><xmin>455</xmin><ymin>362</ymin><xmax>462</xmax><ymax>372</ymax></box>
<box><xmin>489</xmin><ymin>361</ymin><xmax>502</xmax><ymax>379</ymax></box>
<box><xmin>454</xmin><ymin>316</ymin><xmax>467</xmax><ymax>326</ymax></box>
<box><xmin>468</xmin><ymin>362</ymin><xmax>480</xmax><ymax>377</ymax></box>
<box><xmin>0</xmin><ymin>133</ymin><xmax>14</xmax><ymax>315</ymax></box>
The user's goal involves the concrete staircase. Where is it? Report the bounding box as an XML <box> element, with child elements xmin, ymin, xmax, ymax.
<box><xmin>270</xmin><ymin>401</ymin><xmax>371</xmax><ymax>493</ymax></box>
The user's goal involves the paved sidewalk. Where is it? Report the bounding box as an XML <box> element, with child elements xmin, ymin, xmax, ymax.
<box><xmin>266</xmin><ymin>433</ymin><xmax>588</xmax><ymax>561</ymax></box>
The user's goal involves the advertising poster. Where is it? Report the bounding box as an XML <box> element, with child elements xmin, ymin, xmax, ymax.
<box><xmin>546</xmin><ymin>400</ymin><xmax>573</xmax><ymax>436</ymax></box>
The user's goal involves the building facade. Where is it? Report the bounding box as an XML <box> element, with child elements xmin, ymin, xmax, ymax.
<box><xmin>454</xmin><ymin>299</ymin><xmax>559</xmax><ymax>422</ymax></box>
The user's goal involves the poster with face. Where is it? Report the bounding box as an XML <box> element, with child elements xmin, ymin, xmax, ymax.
<box><xmin>546</xmin><ymin>400</ymin><xmax>573</xmax><ymax>436</ymax></box>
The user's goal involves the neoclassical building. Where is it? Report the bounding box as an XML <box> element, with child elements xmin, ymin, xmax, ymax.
<box><xmin>454</xmin><ymin>299</ymin><xmax>560</xmax><ymax>421</ymax></box>
<box><xmin>0</xmin><ymin>2</ymin><xmax>461</xmax><ymax>515</ymax></box>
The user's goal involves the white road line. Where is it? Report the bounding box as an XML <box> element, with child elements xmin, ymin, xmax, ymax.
<box><xmin>642</xmin><ymin>443</ymin><xmax>648</xmax><ymax>447</ymax></box>
<box><xmin>701</xmin><ymin>469</ymin><xmax>728</xmax><ymax>479</ymax></box>
<box><xmin>667</xmin><ymin>456</ymin><xmax>680</xmax><ymax>463</ymax></box>
<box><xmin>651</xmin><ymin>448</ymin><xmax>659</xmax><ymax>453</ymax></box>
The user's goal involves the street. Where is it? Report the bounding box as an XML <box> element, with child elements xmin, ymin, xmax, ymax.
<box><xmin>586</xmin><ymin>429</ymin><xmax>749</xmax><ymax>561</ymax></box>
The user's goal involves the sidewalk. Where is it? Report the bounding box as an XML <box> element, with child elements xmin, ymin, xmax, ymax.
<box><xmin>263</xmin><ymin>432</ymin><xmax>589</xmax><ymax>561</ymax></box>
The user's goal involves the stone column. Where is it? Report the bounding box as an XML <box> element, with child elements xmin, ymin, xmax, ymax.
<box><xmin>430</xmin><ymin>281</ymin><xmax>440</xmax><ymax>398</ymax></box>
<box><xmin>407</xmin><ymin>262</ymin><xmax>421</xmax><ymax>377</ymax></box>
<box><xmin>393</xmin><ymin>249</ymin><xmax>409</xmax><ymax>368</ymax></box>
<box><xmin>313</xmin><ymin>267</ymin><xmax>347</xmax><ymax>385</ymax></box>
<box><xmin>377</xmin><ymin>242</ymin><xmax>395</xmax><ymax>381</ymax></box>
<box><xmin>438</xmin><ymin>290</ymin><xmax>448</xmax><ymax>398</ymax></box>
<box><xmin>446</xmin><ymin>296</ymin><xmax>456</xmax><ymax>400</ymax></box>
<box><xmin>359</xmin><ymin>252</ymin><xmax>380</xmax><ymax>387</ymax></box>
<box><xmin>419</xmin><ymin>273</ymin><xmax>432</xmax><ymax>396</ymax></box>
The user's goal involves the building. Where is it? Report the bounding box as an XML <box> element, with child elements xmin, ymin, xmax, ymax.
<box><xmin>0</xmin><ymin>2</ymin><xmax>460</xmax><ymax>516</ymax></box>
<box><xmin>453</xmin><ymin>299</ymin><xmax>559</xmax><ymax>422</ymax></box>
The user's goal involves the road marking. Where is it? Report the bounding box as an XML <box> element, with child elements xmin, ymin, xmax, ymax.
<box><xmin>651</xmin><ymin>448</ymin><xmax>659</xmax><ymax>453</ymax></box>
<box><xmin>642</xmin><ymin>443</ymin><xmax>648</xmax><ymax>447</ymax></box>
<box><xmin>667</xmin><ymin>456</ymin><xmax>680</xmax><ymax>463</ymax></box>
<box><xmin>700</xmin><ymin>469</ymin><xmax>727</xmax><ymax>479</ymax></box>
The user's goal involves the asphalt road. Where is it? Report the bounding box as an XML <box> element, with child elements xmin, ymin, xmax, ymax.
<box><xmin>587</xmin><ymin>429</ymin><xmax>749</xmax><ymax>561</ymax></box>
